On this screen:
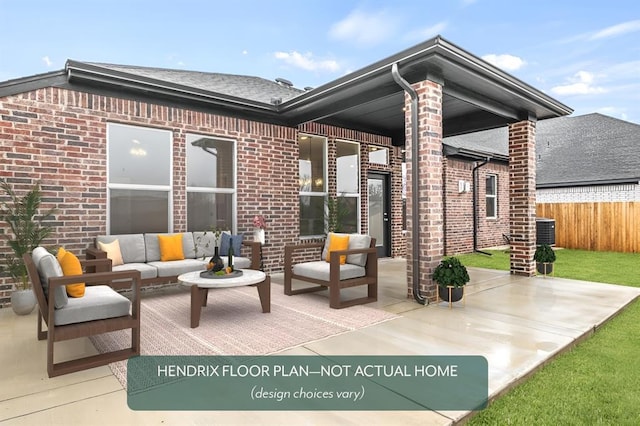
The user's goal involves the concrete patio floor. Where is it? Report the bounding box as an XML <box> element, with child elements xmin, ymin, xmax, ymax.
<box><xmin>1</xmin><ymin>258</ymin><xmax>638</xmax><ymax>425</ymax></box>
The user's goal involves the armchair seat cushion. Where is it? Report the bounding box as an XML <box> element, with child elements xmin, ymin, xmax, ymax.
<box><xmin>293</xmin><ymin>261</ymin><xmax>366</xmax><ymax>282</ymax></box>
<box><xmin>54</xmin><ymin>285</ymin><xmax>131</xmax><ymax>326</ymax></box>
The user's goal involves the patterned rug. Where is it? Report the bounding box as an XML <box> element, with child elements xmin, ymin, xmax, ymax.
<box><xmin>90</xmin><ymin>284</ymin><xmax>398</xmax><ymax>388</ymax></box>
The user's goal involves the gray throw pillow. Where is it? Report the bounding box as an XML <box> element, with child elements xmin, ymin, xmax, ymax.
<box><xmin>347</xmin><ymin>234</ymin><xmax>372</xmax><ymax>267</ymax></box>
<box><xmin>36</xmin><ymin>251</ymin><xmax>69</xmax><ymax>309</ymax></box>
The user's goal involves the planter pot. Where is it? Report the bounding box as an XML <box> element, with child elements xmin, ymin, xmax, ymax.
<box><xmin>437</xmin><ymin>286</ymin><xmax>464</xmax><ymax>303</ymax></box>
<box><xmin>536</xmin><ymin>262</ymin><xmax>554</xmax><ymax>275</ymax></box>
<box><xmin>254</xmin><ymin>228</ymin><xmax>265</xmax><ymax>245</ymax></box>
<box><xmin>11</xmin><ymin>289</ymin><xmax>36</xmax><ymax>315</ymax></box>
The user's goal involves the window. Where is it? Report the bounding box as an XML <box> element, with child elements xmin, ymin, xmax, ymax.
<box><xmin>186</xmin><ymin>134</ymin><xmax>236</xmax><ymax>232</ymax></box>
<box><xmin>486</xmin><ymin>174</ymin><xmax>497</xmax><ymax>218</ymax></box>
<box><xmin>107</xmin><ymin>123</ymin><xmax>172</xmax><ymax>234</ymax></box>
<box><xmin>299</xmin><ymin>135</ymin><xmax>326</xmax><ymax>236</ymax></box>
<box><xmin>336</xmin><ymin>140</ymin><xmax>360</xmax><ymax>233</ymax></box>
<box><xmin>368</xmin><ymin>146</ymin><xmax>388</xmax><ymax>165</ymax></box>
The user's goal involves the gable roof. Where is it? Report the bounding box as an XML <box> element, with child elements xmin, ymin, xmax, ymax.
<box><xmin>0</xmin><ymin>36</ymin><xmax>572</xmax><ymax>141</ymax></box>
<box><xmin>443</xmin><ymin>113</ymin><xmax>640</xmax><ymax>188</ymax></box>
<box><xmin>82</xmin><ymin>62</ymin><xmax>305</xmax><ymax>105</ymax></box>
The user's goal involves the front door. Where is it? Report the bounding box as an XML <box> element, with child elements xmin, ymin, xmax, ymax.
<box><xmin>368</xmin><ymin>172</ymin><xmax>391</xmax><ymax>257</ymax></box>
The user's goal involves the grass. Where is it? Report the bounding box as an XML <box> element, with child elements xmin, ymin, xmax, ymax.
<box><xmin>456</xmin><ymin>249</ymin><xmax>640</xmax><ymax>425</ymax></box>
<box><xmin>457</xmin><ymin>248</ymin><xmax>640</xmax><ymax>287</ymax></box>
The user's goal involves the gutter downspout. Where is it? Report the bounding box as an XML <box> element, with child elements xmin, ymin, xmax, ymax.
<box><xmin>391</xmin><ymin>63</ymin><xmax>427</xmax><ymax>305</ymax></box>
<box><xmin>473</xmin><ymin>158</ymin><xmax>492</xmax><ymax>256</ymax></box>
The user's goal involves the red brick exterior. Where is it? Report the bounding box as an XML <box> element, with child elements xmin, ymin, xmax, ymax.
<box><xmin>443</xmin><ymin>157</ymin><xmax>509</xmax><ymax>254</ymax></box>
<box><xmin>508</xmin><ymin>120</ymin><xmax>537</xmax><ymax>275</ymax></box>
<box><xmin>0</xmin><ymin>88</ymin><xmax>398</xmax><ymax>307</ymax></box>
<box><xmin>405</xmin><ymin>80</ymin><xmax>444</xmax><ymax>301</ymax></box>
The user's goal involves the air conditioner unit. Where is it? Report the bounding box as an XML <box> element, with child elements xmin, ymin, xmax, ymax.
<box><xmin>536</xmin><ymin>218</ymin><xmax>556</xmax><ymax>246</ymax></box>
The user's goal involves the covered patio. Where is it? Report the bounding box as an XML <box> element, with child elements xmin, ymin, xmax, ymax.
<box><xmin>2</xmin><ymin>258</ymin><xmax>638</xmax><ymax>424</ymax></box>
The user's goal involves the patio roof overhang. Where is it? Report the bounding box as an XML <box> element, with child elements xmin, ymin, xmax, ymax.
<box><xmin>1</xmin><ymin>36</ymin><xmax>572</xmax><ymax>143</ymax></box>
<box><xmin>278</xmin><ymin>36</ymin><xmax>573</xmax><ymax>143</ymax></box>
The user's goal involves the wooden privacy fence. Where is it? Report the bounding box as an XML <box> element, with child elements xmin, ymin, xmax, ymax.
<box><xmin>536</xmin><ymin>202</ymin><xmax>640</xmax><ymax>253</ymax></box>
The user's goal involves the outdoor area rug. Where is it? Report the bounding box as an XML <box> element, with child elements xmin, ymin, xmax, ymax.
<box><xmin>89</xmin><ymin>284</ymin><xmax>398</xmax><ymax>388</ymax></box>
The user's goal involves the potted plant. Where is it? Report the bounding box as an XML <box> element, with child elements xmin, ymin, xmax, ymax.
<box><xmin>0</xmin><ymin>179</ymin><xmax>57</xmax><ymax>315</ymax></box>
<box><xmin>534</xmin><ymin>244</ymin><xmax>556</xmax><ymax>275</ymax></box>
<box><xmin>432</xmin><ymin>256</ymin><xmax>470</xmax><ymax>303</ymax></box>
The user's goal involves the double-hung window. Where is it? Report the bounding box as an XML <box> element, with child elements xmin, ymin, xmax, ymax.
<box><xmin>299</xmin><ymin>135</ymin><xmax>326</xmax><ymax>236</ymax></box>
<box><xmin>486</xmin><ymin>174</ymin><xmax>497</xmax><ymax>218</ymax></box>
<box><xmin>336</xmin><ymin>140</ymin><xmax>360</xmax><ymax>233</ymax></box>
<box><xmin>107</xmin><ymin>123</ymin><xmax>172</xmax><ymax>234</ymax></box>
<box><xmin>186</xmin><ymin>134</ymin><xmax>236</xmax><ymax>232</ymax></box>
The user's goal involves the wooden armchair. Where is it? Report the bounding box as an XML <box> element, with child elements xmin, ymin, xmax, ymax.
<box><xmin>24</xmin><ymin>248</ymin><xmax>141</xmax><ymax>378</ymax></box>
<box><xmin>284</xmin><ymin>235</ymin><xmax>378</xmax><ymax>309</ymax></box>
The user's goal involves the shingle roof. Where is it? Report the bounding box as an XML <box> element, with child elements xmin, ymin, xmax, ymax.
<box><xmin>443</xmin><ymin>113</ymin><xmax>640</xmax><ymax>187</ymax></box>
<box><xmin>86</xmin><ymin>62</ymin><xmax>305</xmax><ymax>105</ymax></box>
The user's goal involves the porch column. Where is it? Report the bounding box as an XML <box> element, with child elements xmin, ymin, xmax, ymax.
<box><xmin>509</xmin><ymin>119</ymin><xmax>537</xmax><ymax>275</ymax></box>
<box><xmin>405</xmin><ymin>79</ymin><xmax>444</xmax><ymax>300</ymax></box>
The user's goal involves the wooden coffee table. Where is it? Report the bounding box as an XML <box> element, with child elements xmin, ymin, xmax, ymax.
<box><xmin>178</xmin><ymin>269</ymin><xmax>270</xmax><ymax>328</ymax></box>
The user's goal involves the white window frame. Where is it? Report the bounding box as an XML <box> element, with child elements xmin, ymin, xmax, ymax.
<box><xmin>106</xmin><ymin>123</ymin><xmax>173</xmax><ymax>234</ymax></box>
<box><xmin>336</xmin><ymin>139</ymin><xmax>361</xmax><ymax>233</ymax></box>
<box><xmin>186</xmin><ymin>134</ymin><xmax>237</xmax><ymax>232</ymax></box>
<box><xmin>486</xmin><ymin>174</ymin><xmax>497</xmax><ymax>219</ymax></box>
<box><xmin>299</xmin><ymin>134</ymin><xmax>327</xmax><ymax>238</ymax></box>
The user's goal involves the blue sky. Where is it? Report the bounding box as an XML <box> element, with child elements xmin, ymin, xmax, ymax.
<box><xmin>1</xmin><ymin>0</ymin><xmax>639</xmax><ymax>124</ymax></box>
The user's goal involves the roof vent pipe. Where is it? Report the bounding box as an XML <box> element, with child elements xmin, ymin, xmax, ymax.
<box><xmin>275</xmin><ymin>77</ymin><xmax>293</xmax><ymax>87</ymax></box>
<box><xmin>391</xmin><ymin>63</ymin><xmax>427</xmax><ymax>305</ymax></box>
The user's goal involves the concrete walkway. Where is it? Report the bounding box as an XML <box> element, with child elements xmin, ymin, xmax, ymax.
<box><xmin>1</xmin><ymin>259</ymin><xmax>638</xmax><ymax>425</ymax></box>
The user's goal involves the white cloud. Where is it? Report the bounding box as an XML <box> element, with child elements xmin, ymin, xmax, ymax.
<box><xmin>596</xmin><ymin>106</ymin><xmax>628</xmax><ymax>120</ymax></box>
<box><xmin>329</xmin><ymin>9</ymin><xmax>398</xmax><ymax>46</ymax></box>
<box><xmin>590</xmin><ymin>19</ymin><xmax>640</xmax><ymax>40</ymax></box>
<box><xmin>550</xmin><ymin>71</ymin><xmax>606</xmax><ymax>95</ymax></box>
<box><xmin>274</xmin><ymin>51</ymin><xmax>340</xmax><ymax>72</ymax></box>
<box><xmin>482</xmin><ymin>54</ymin><xmax>526</xmax><ymax>71</ymax></box>
<box><xmin>42</xmin><ymin>56</ymin><xmax>53</xmax><ymax>67</ymax></box>
<box><xmin>405</xmin><ymin>21</ymin><xmax>448</xmax><ymax>41</ymax></box>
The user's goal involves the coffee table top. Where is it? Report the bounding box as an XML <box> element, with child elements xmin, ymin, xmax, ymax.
<box><xmin>178</xmin><ymin>269</ymin><xmax>266</xmax><ymax>289</ymax></box>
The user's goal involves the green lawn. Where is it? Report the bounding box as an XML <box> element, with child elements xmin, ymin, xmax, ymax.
<box><xmin>457</xmin><ymin>248</ymin><xmax>640</xmax><ymax>287</ymax></box>
<box><xmin>456</xmin><ymin>249</ymin><xmax>640</xmax><ymax>425</ymax></box>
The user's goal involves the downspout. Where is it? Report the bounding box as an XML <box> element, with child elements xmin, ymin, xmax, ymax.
<box><xmin>391</xmin><ymin>63</ymin><xmax>427</xmax><ymax>305</ymax></box>
<box><xmin>473</xmin><ymin>158</ymin><xmax>492</xmax><ymax>256</ymax></box>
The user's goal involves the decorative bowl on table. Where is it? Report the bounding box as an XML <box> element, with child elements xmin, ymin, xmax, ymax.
<box><xmin>200</xmin><ymin>269</ymin><xmax>243</xmax><ymax>279</ymax></box>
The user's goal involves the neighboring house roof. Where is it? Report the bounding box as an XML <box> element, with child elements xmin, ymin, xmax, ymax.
<box><xmin>0</xmin><ymin>36</ymin><xmax>571</xmax><ymax>142</ymax></box>
<box><xmin>443</xmin><ymin>113</ymin><xmax>640</xmax><ymax>188</ymax></box>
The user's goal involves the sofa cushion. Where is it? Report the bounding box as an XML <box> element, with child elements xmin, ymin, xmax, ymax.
<box><xmin>293</xmin><ymin>261</ymin><xmax>366</xmax><ymax>282</ymax></box>
<box><xmin>346</xmin><ymin>234</ymin><xmax>372</xmax><ymax>267</ymax></box>
<box><xmin>97</xmin><ymin>239</ymin><xmax>124</xmax><ymax>266</ymax></box>
<box><xmin>32</xmin><ymin>247</ymin><xmax>68</xmax><ymax>309</ymax></box>
<box><xmin>193</xmin><ymin>231</ymin><xmax>219</xmax><ymax>259</ymax></box>
<box><xmin>158</xmin><ymin>233</ymin><xmax>185</xmax><ymax>261</ymax></box>
<box><xmin>325</xmin><ymin>233</ymin><xmax>350</xmax><ymax>264</ymax></box>
<box><xmin>97</xmin><ymin>234</ymin><xmax>146</xmax><ymax>264</ymax></box>
<box><xmin>220</xmin><ymin>233</ymin><xmax>243</xmax><ymax>256</ymax></box>
<box><xmin>113</xmin><ymin>263</ymin><xmax>158</xmax><ymax>280</ymax></box>
<box><xmin>57</xmin><ymin>247</ymin><xmax>85</xmax><ymax>298</ymax></box>
<box><xmin>145</xmin><ymin>233</ymin><xmax>196</xmax><ymax>262</ymax></box>
<box><xmin>53</xmin><ymin>285</ymin><xmax>131</xmax><ymax>326</ymax></box>
<box><xmin>147</xmin><ymin>259</ymin><xmax>206</xmax><ymax>277</ymax></box>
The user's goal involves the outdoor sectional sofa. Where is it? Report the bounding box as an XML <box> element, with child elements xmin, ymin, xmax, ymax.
<box><xmin>86</xmin><ymin>232</ymin><xmax>261</xmax><ymax>289</ymax></box>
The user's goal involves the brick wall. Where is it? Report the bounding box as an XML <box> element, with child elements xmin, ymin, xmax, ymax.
<box><xmin>443</xmin><ymin>158</ymin><xmax>509</xmax><ymax>254</ymax></box>
<box><xmin>0</xmin><ymin>87</ymin><xmax>398</xmax><ymax>308</ymax></box>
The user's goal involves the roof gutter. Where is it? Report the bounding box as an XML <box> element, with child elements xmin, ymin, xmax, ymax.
<box><xmin>391</xmin><ymin>63</ymin><xmax>427</xmax><ymax>305</ymax></box>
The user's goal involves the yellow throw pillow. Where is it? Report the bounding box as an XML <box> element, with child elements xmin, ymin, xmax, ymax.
<box><xmin>57</xmin><ymin>247</ymin><xmax>85</xmax><ymax>298</ymax></box>
<box><xmin>325</xmin><ymin>234</ymin><xmax>350</xmax><ymax>265</ymax></box>
<box><xmin>97</xmin><ymin>239</ymin><xmax>124</xmax><ymax>266</ymax></box>
<box><xmin>158</xmin><ymin>234</ymin><xmax>185</xmax><ymax>262</ymax></box>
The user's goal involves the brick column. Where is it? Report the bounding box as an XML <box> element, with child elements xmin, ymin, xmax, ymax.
<box><xmin>509</xmin><ymin>120</ymin><xmax>536</xmax><ymax>275</ymax></box>
<box><xmin>406</xmin><ymin>80</ymin><xmax>444</xmax><ymax>300</ymax></box>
